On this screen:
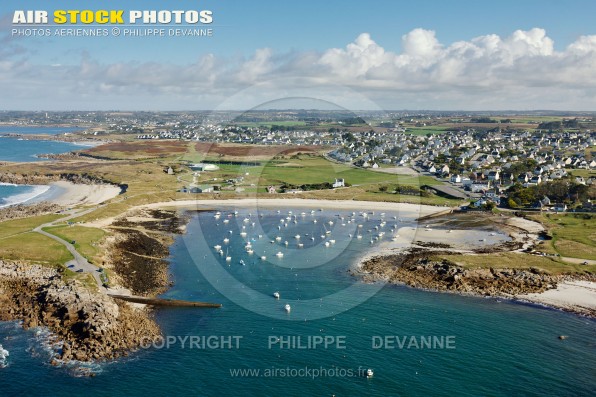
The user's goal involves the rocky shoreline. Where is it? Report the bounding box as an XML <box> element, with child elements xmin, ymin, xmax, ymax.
<box><xmin>356</xmin><ymin>249</ymin><xmax>596</xmax><ymax>317</ymax></box>
<box><xmin>102</xmin><ymin>209</ymin><xmax>190</xmax><ymax>296</ymax></box>
<box><xmin>358</xmin><ymin>250</ymin><xmax>557</xmax><ymax>295</ymax></box>
<box><xmin>0</xmin><ymin>261</ymin><xmax>160</xmax><ymax>366</ymax></box>
<box><xmin>0</xmin><ymin>171</ymin><xmax>122</xmax><ymax>188</ymax></box>
<box><xmin>0</xmin><ymin>208</ymin><xmax>190</xmax><ymax>372</ymax></box>
<box><xmin>0</xmin><ymin>202</ymin><xmax>62</xmax><ymax>222</ymax></box>
<box><xmin>354</xmin><ymin>212</ymin><xmax>596</xmax><ymax>318</ymax></box>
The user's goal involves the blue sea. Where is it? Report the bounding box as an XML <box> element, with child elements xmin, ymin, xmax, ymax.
<box><xmin>0</xmin><ymin>126</ymin><xmax>83</xmax><ymax>135</ymax></box>
<box><xmin>0</xmin><ymin>208</ymin><xmax>595</xmax><ymax>396</ymax></box>
<box><xmin>0</xmin><ymin>137</ymin><xmax>86</xmax><ymax>163</ymax></box>
<box><xmin>0</xmin><ymin>183</ymin><xmax>51</xmax><ymax>208</ymax></box>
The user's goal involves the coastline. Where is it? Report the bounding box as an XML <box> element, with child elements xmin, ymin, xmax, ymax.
<box><xmin>13</xmin><ymin>180</ymin><xmax>121</xmax><ymax>208</ymax></box>
<box><xmin>43</xmin><ymin>181</ymin><xmax>121</xmax><ymax>207</ymax></box>
<box><xmin>353</xmin><ymin>212</ymin><xmax>596</xmax><ymax>318</ymax></box>
<box><xmin>0</xmin><ymin>183</ymin><xmax>51</xmax><ymax>208</ymax></box>
<box><xmin>142</xmin><ymin>197</ymin><xmax>444</xmax><ymax>213</ymax></box>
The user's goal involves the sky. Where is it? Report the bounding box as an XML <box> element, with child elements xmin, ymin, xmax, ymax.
<box><xmin>1</xmin><ymin>0</ymin><xmax>596</xmax><ymax>111</ymax></box>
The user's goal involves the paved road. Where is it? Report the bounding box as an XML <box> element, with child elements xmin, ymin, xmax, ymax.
<box><xmin>33</xmin><ymin>207</ymin><xmax>107</xmax><ymax>291</ymax></box>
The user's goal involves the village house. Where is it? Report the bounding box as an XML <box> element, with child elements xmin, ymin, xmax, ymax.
<box><xmin>332</xmin><ymin>178</ymin><xmax>345</xmax><ymax>188</ymax></box>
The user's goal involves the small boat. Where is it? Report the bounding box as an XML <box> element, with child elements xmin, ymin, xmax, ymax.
<box><xmin>223</xmin><ymin>219</ymin><xmax>229</xmax><ymax>224</ymax></box>
<box><xmin>356</xmin><ymin>234</ymin><xmax>363</xmax><ymax>239</ymax></box>
<box><xmin>223</xmin><ymin>238</ymin><xmax>230</xmax><ymax>244</ymax></box>
<box><xmin>247</xmin><ymin>249</ymin><xmax>254</xmax><ymax>255</ymax></box>
<box><xmin>240</xmin><ymin>231</ymin><xmax>247</xmax><ymax>237</ymax></box>
<box><xmin>294</xmin><ymin>234</ymin><xmax>301</xmax><ymax>239</ymax></box>
<box><xmin>284</xmin><ymin>241</ymin><xmax>289</xmax><ymax>246</ymax></box>
<box><xmin>214</xmin><ymin>245</ymin><xmax>222</xmax><ymax>250</ymax></box>
<box><xmin>329</xmin><ymin>239</ymin><xmax>336</xmax><ymax>244</ymax></box>
<box><xmin>261</xmin><ymin>255</ymin><xmax>267</xmax><ymax>260</ymax></box>
<box><xmin>275</xmin><ymin>236</ymin><xmax>282</xmax><ymax>241</ymax></box>
<box><xmin>214</xmin><ymin>212</ymin><xmax>221</xmax><ymax>219</ymax></box>
<box><xmin>239</xmin><ymin>259</ymin><xmax>246</xmax><ymax>266</ymax></box>
<box><xmin>226</xmin><ymin>255</ymin><xmax>232</xmax><ymax>262</ymax></box>
<box><xmin>284</xmin><ymin>304</ymin><xmax>291</xmax><ymax>313</ymax></box>
<box><xmin>366</xmin><ymin>369</ymin><xmax>374</xmax><ymax>378</ymax></box>
<box><xmin>273</xmin><ymin>291</ymin><xmax>280</xmax><ymax>299</ymax></box>
<box><xmin>218</xmin><ymin>249</ymin><xmax>224</xmax><ymax>256</ymax></box>
<box><xmin>324</xmin><ymin>242</ymin><xmax>330</xmax><ymax>247</ymax></box>
<box><xmin>276</xmin><ymin>252</ymin><xmax>284</xmax><ymax>258</ymax></box>
<box><xmin>298</xmin><ymin>243</ymin><xmax>304</xmax><ymax>248</ymax></box>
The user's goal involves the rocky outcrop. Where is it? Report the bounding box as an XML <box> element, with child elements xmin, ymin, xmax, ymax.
<box><xmin>102</xmin><ymin>209</ymin><xmax>189</xmax><ymax>296</ymax></box>
<box><xmin>0</xmin><ymin>172</ymin><xmax>118</xmax><ymax>187</ymax></box>
<box><xmin>0</xmin><ymin>202</ymin><xmax>62</xmax><ymax>222</ymax></box>
<box><xmin>0</xmin><ymin>261</ymin><xmax>160</xmax><ymax>364</ymax></box>
<box><xmin>358</xmin><ymin>251</ymin><xmax>557</xmax><ymax>296</ymax></box>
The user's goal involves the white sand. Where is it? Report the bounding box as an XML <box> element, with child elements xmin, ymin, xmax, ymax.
<box><xmin>505</xmin><ymin>216</ymin><xmax>545</xmax><ymax>234</ymax></box>
<box><xmin>141</xmin><ymin>198</ymin><xmax>448</xmax><ymax>218</ymax></box>
<box><xmin>85</xmin><ymin>198</ymin><xmax>449</xmax><ymax>229</ymax></box>
<box><xmin>520</xmin><ymin>281</ymin><xmax>596</xmax><ymax>315</ymax></box>
<box><xmin>49</xmin><ymin>181</ymin><xmax>121</xmax><ymax>207</ymax></box>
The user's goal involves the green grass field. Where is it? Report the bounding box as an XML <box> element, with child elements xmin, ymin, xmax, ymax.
<box><xmin>529</xmin><ymin>213</ymin><xmax>596</xmax><ymax>261</ymax></box>
<box><xmin>404</xmin><ymin>127</ymin><xmax>449</xmax><ymax>135</ymax></box>
<box><xmin>0</xmin><ymin>214</ymin><xmax>64</xmax><ymax>239</ymax></box>
<box><xmin>567</xmin><ymin>169</ymin><xmax>595</xmax><ymax>178</ymax></box>
<box><xmin>0</xmin><ymin>232</ymin><xmax>73</xmax><ymax>265</ymax></box>
<box><xmin>230</xmin><ymin>121</ymin><xmax>307</xmax><ymax>128</ymax></box>
<box><xmin>256</xmin><ymin>156</ymin><xmax>437</xmax><ymax>186</ymax></box>
<box><xmin>43</xmin><ymin>225</ymin><xmax>106</xmax><ymax>263</ymax></box>
<box><xmin>434</xmin><ymin>252</ymin><xmax>596</xmax><ymax>274</ymax></box>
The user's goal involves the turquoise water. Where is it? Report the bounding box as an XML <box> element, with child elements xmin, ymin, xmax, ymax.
<box><xmin>0</xmin><ymin>183</ymin><xmax>51</xmax><ymax>208</ymax></box>
<box><xmin>0</xmin><ymin>126</ymin><xmax>82</xmax><ymax>135</ymax></box>
<box><xmin>0</xmin><ymin>209</ymin><xmax>595</xmax><ymax>396</ymax></box>
<box><xmin>0</xmin><ymin>137</ymin><xmax>84</xmax><ymax>162</ymax></box>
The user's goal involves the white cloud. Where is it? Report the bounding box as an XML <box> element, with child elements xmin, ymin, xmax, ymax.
<box><xmin>1</xmin><ymin>27</ymin><xmax>596</xmax><ymax>110</ymax></box>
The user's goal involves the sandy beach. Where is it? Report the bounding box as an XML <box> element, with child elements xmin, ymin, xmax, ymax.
<box><xmin>520</xmin><ymin>280</ymin><xmax>596</xmax><ymax>317</ymax></box>
<box><xmin>142</xmin><ymin>198</ymin><xmax>448</xmax><ymax>216</ymax></box>
<box><xmin>48</xmin><ymin>181</ymin><xmax>121</xmax><ymax>206</ymax></box>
